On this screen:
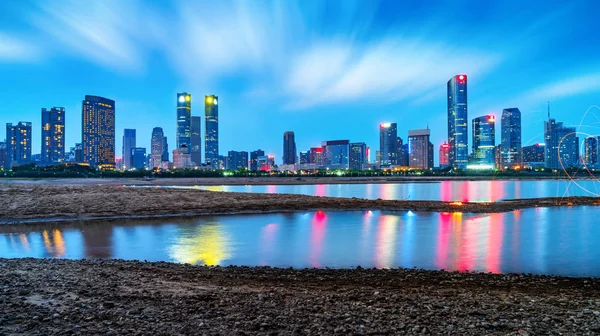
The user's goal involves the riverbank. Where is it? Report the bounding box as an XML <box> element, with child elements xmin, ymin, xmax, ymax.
<box><xmin>1</xmin><ymin>258</ymin><xmax>600</xmax><ymax>335</ymax></box>
<box><xmin>0</xmin><ymin>175</ymin><xmax>583</xmax><ymax>186</ymax></box>
<box><xmin>0</xmin><ymin>184</ymin><xmax>599</xmax><ymax>224</ymax></box>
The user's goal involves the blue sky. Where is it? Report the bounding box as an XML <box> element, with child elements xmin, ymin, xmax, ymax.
<box><xmin>1</xmin><ymin>0</ymin><xmax>600</xmax><ymax>165</ymax></box>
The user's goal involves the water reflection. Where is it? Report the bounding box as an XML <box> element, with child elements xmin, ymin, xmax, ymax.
<box><xmin>186</xmin><ymin>179</ymin><xmax>600</xmax><ymax>202</ymax></box>
<box><xmin>1</xmin><ymin>208</ymin><xmax>600</xmax><ymax>277</ymax></box>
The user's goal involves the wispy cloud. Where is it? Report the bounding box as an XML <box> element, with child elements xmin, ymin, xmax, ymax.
<box><xmin>0</xmin><ymin>33</ymin><xmax>39</xmax><ymax>62</ymax></box>
<box><xmin>520</xmin><ymin>72</ymin><xmax>600</xmax><ymax>103</ymax></box>
<box><xmin>284</xmin><ymin>39</ymin><xmax>501</xmax><ymax>109</ymax></box>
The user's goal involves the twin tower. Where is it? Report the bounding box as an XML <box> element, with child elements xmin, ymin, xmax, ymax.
<box><xmin>176</xmin><ymin>93</ymin><xmax>219</xmax><ymax>167</ymax></box>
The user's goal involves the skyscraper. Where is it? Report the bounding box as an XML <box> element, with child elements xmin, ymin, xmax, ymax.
<box><xmin>191</xmin><ymin>116</ymin><xmax>201</xmax><ymax>166</ymax></box>
<box><xmin>176</xmin><ymin>92</ymin><xmax>192</xmax><ymax>149</ymax></box>
<box><xmin>205</xmin><ymin>95</ymin><xmax>219</xmax><ymax>165</ymax></box>
<box><xmin>82</xmin><ymin>95</ymin><xmax>115</xmax><ymax>170</ymax></box>
<box><xmin>162</xmin><ymin>137</ymin><xmax>169</xmax><ymax>162</ymax></box>
<box><xmin>501</xmin><ymin>108</ymin><xmax>522</xmax><ymax>168</ymax></box>
<box><xmin>439</xmin><ymin>142</ymin><xmax>450</xmax><ymax>168</ymax></box>
<box><xmin>408</xmin><ymin>129</ymin><xmax>432</xmax><ymax>169</ymax></box>
<box><xmin>250</xmin><ymin>149</ymin><xmax>265</xmax><ymax>171</ymax></box>
<box><xmin>544</xmin><ymin>118</ymin><xmax>578</xmax><ymax>169</ymax></box>
<box><xmin>584</xmin><ymin>137</ymin><xmax>598</xmax><ymax>165</ymax></box>
<box><xmin>522</xmin><ymin>144</ymin><xmax>545</xmax><ymax>165</ymax></box>
<box><xmin>349</xmin><ymin>142</ymin><xmax>367</xmax><ymax>170</ymax></box>
<box><xmin>173</xmin><ymin>146</ymin><xmax>193</xmax><ymax>169</ymax></box>
<box><xmin>447</xmin><ymin>74</ymin><xmax>468</xmax><ymax>169</ymax></box>
<box><xmin>283</xmin><ymin>131</ymin><xmax>297</xmax><ymax>165</ymax></box>
<box><xmin>309</xmin><ymin>147</ymin><xmax>324</xmax><ymax>166</ymax></box>
<box><xmin>122</xmin><ymin>129</ymin><xmax>136</xmax><ymax>170</ymax></box>
<box><xmin>227</xmin><ymin>151</ymin><xmax>249</xmax><ymax>170</ymax></box>
<box><xmin>6</xmin><ymin>122</ymin><xmax>32</xmax><ymax>169</ymax></box>
<box><xmin>41</xmin><ymin>107</ymin><xmax>65</xmax><ymax>164</ymax></box>
<box><xmin>379</xmin><ymin>123</ymin><xmax>397</xmax><ymax>166</ymax></box>
<box><xmin>396</xmin><ymin>137</ymin><xmax>408</xmax><ymax>166</ymax></box>
<box><xmin>131</xmin><ymin>147</ymin><xmax>147</xmax><ymax>170</ymax></box>
<box><xmin>151</xmin><ymin>127</ymin><xmax>165</xmax><ymax>169</ymax></box>
<box><xmin>0</xmin><ymin>142</ymin><xmax>6</xmax><ymax>170</ymax></box>
<box><xmin>472</xmin><ymin>115</ymin><xmax>496</xmax><ymax>167</ymax></box>
<box><xmin>322</xmin><ymin>140</ymin><xmax>350</xmax><ymax>169</ymax></box>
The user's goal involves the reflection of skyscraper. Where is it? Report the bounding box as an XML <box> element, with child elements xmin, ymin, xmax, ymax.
<box><xmin>408</xmin><ymin>129</ymin><xmax>432</xmax><ymax>169</ymax></box>
<box><xmin>41</xmin><ymin>107</ymin><xmax>65</xmax><ymax>164</ymax></box>
<box><xmin>447</xmin><ymin>74</ymin><xmax>468</xmax><ymax>169</ymax></box>
<box><xmin>6</xmin><ymin>121</ymin><xmax>32</xmax><ymax>169</ymax></box>
<box><xmin>205</xmin><ymin>95</ymin><xmax>219</xmax><ymax>165</ymax></box>
<box><xmin>82</xmin><ymin>95</ymin><xmax>115</xmax><ymax>170</ymax></box>
<box><xmin>122</xmin><ymin>129</ymin><xmax>136</xmax><ymax>170</ymax></box>
<box><xmin>151</xmin><ymin>127</ymin><xmax>165</xmax><ymax>169</ymax></box>
<box><xmin>169</xmin><ymin>223</ymin><xmax>232</xmax><ymax>265</ymax></box>
<box><xmin>191</xmin><ymin>116</ymin><xmax>201</xmax><ymax>166</ymax></box>
<box><xmin>349</xmin><ymin>142</ymin><xmax>367</xmax><ymax>170</ymax></box>
<box><xmin>472</xmin><ymin>115</ymin><xmax>496</xmax><ymax>167</ymax></box>
<box><xmin>501</xmin><ymin>108</ymin><xmax>521</xmax><ymax>167</ymax></box>
<box><xmin>283</xmin><ymin>131</ymin><xmax>296</xmax><ymax>165</ymax></box>
<box><xmin>379</xmin><ymin>123</ymin><xmax>397</xmax><ymax>166</ymax></box>
<box><xmin>176</xmin><ymin>92</ymin><xmax>192</xmax><ymax>149</ymax></box>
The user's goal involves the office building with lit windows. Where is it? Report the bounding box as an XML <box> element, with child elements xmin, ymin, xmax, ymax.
<box><xmin>349</xmin><ymin>142</ymin><xmax>367</xmax><ymax>170</ymax></box>
<box><xmin>205</xmin><ymin>95</ymin><xmax>219</xmax><ymax>165</ymax></box>
<box><xmin>176</xmin><ymin>92</ymin><xmax>191</xmax><ymax>149</ymax></box>
<box><xmin>309</xmin><ymin>147</ymin><xmax>324</xmax><ymax>166</ymax></box>
<box><xmin>122</xmin><ymin>129</ymin><xmax>136</xmax><ymax>170</ymax></box>
<box><xmin>544</xmin><ymin>118</ymin><xmax>578</xmax><ymax>169</ymax></box>
<box><xmin>322</xmin><ymin>140</ymin><xmax>349</xmax><ymax>169</ymax></box>
<box><xmin>500</xmin><ymin>108</ymin><xmax>521</xmax><ymax>168</ymax></box>
<box><xmin>6</xmin><ymin>122</ymin><xmax>32</xmax><ymax>169</ymax></box>
<box><xmin>379</xmin><ymin>123</ymin><xmax>397</xmax><ymax>166</ymax></box>
<box><xmin>447</xmin><ymin>74</ymin><xmax>468</xmax><ymax>169</ymax></box>
<box><xmin>41</xmin><ymin>107</ymin><xmax>65</xmax><ymax>164</ymax></box>
<box><xmin>0</xmin><ymin>142</ymin><xmax>6</xmax><ymax>170</ymax></box>
<box><xmin>439</xmin><ymin>142</ymin><xmax>450</xmax><ymax>168</ymax></box>
<box><xmin>82</xmin><ymin>95</ymin><xmax>115</xmax><ymax>170</ymax></box>
<box><xmin>584</xmin><ymin>137</ymin><xmax>598</xmax><ymax>166</ymax></box>
<box><xmin>522</xmin><ymin>143</ymin><xmax>545</xmax><ymax>167</ymax></box>
<box><xmin>150</xmin><ymin>127</ymin><xmax>165</xmax><ymax>169</ymax></box>
<box><xmin>471</xmin><ymin>115</ymin><xmax>496</xmax><ymax>167</ymax></box>
<box><xmin>408</xmin><ymin>129</ymin><xmax>432</xmax><ymax>169</ymax></box>
<box><xmin>250</xmin><ymin>149</ymin><xmax>265</xmax><ymax>171</ymax></box>
<box><xmin>191</xmin><ymin>116</ymin><xmax>201</xmax><ymax>166</ymax></box>
<box><xmin>227</xmin><ymin>151</ymin><xmax>249</xmax><ymax>170</ymax></box>
<box><xmin>132</xmin><ymin>147</ymin><xmax>147</xmax><ymax>170</ymax></box>
<box><xmin>299</xmin><ymin>151</ymin><xmax>310</xmax><ymax>164</ymax></box>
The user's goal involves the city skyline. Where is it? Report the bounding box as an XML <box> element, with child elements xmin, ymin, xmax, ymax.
<box><xmin>1</xmin><ymin>1</ymin><xmax>600</xmax><ymax>165</ymax></box>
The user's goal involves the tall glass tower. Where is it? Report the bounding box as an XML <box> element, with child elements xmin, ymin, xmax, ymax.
<box><xmin>176</xmin><ymin>93</ymin><xmax>191</xmax><ymax>150</ymax></box>
<box><xmin>500</xmin><ymin>108</ymin><xmax>522</xmax><ymax>168</ymax></box>
<box><xmin>191</xmin><ymin>116</ymin><xmax>201</xmax><ymax>166</ymax></box>
<box><xmin>379</xmin><ymin>123</ymin><xmax>398</xmax><ymax>166</ymax></box>
<box><xmin>447</xmin><ymin>74</ymin><xmax>468</xmax><ymax>169</ymax></box>
<box><xmin>41</xmin><ymin>107</ymin><xmax>65</xmax><ymax>164</ymax></box>
<box><xmin>150</xmin><ymin>127</ymin><xmax>165</xmax><ymax>169</ymax></box>
<box><xmin>122</xmin><ymin>129</ymin><xmax>136</xmax><ymax>170</ymax></box>
<box><xmin>283</xmin><ymin>131</ymin><xmax>296</xmax><ymax>165</ymax></box>
<box><xmin>82</xmin><ymin>95</ymin><xmax>115</xmax><ymax>170</ymax></box>
<box><xmin>205</xmin><ymin>95</ymin><xmax>219</xmax><ymax>165</ymax></box>
<box><xmin>472</xmin><ymin>115</ymin><xmax>496</xmax><ymax>167</ymax></box>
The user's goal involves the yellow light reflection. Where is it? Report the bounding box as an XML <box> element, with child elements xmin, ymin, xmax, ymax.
<box><xmin>169</xmin><ymin>224</ymin><xmax>232</xmax><ymax>266</ymax></box>
<box><xmin>53</xmin><ymin>229</ymin><xmax>66</xmax><ymax>257</ymax></box>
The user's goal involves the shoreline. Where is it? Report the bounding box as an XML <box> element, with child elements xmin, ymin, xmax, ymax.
<box><xmin>1</xmin><ymin>258</ymin><xmax>600</xmax><ymax>335</ymax></box>
<box><xmin>0</xmin><ymin>175</ymin><xmax>589</xmax><ymax>186</ymax></box>
<box><xmin>0</xmin><ymin>184</ymin><xmax>599</xmax><ymax>224</ymax></box>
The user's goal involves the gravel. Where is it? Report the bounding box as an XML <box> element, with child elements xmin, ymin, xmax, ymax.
<box><xmin>1</xmin><ymin>258</ymin><xmax>600</xmax><ymax>335</ymax></box>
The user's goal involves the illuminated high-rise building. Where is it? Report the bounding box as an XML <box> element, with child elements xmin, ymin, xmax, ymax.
<box><xmin>522</xmin><ymin>144</ymin><xmax>545</xmax><ymax>165</ymax></box>
<box><xmin>544</xmin><ymin>118</ymin><xmax>578</xmax><ymax>169</ymax></box>
<box><xmin>584</xmin><ymin>137</ymin><xmax>598</xmax><ymax>165</ymax></box>
<box><xmin>439</xmin><ymin>142</ymin><xmax>450</xmax><ymax>168</ymax></box>
<box><xmin>447</xmin><ymin>74</ymin><xmax>468</xmax><ymax>169</ymax></box>
<box><xmin>122</xmin><ymin>129</ymin><xmax>136</xmax><ymax>170</ymax></box>
<box><xmin>227</xmin><ymin>151</ymin><xmax>249</xmax><ymax>170</ymax></box>
<box><xmin>151</xmin><ymin>127</ymin><xmax>165</xmax><ymax>169</ymax></box>
<box><xmin>501</xmin><ymin>108</ymin><xmax>522</xmax><ymax>168</ymax></box>
<box><xmin>162</xmin><ymin>137</ymin><xmax>169</xmax><ymax>162</ymax></box>
<box><xmin>6</xmin><ymin>122</ymin><xmax>32</xmax><ymax>169</ymax></box>
<box><xmin>283</xmin><ymin>131</ymin><xmax>297</xmax><ymax>165</ymax></box>
<box><xmin>379</xmin><ymin>123</ymin><xmax>397</xmax><ymax>166</ymax></box>
<box><xmin>408</xmin><ymin>128</ymin><xmax>432</xmax><ymax>169</ymax></box>
<box><xmin>250</xmin><ymin>149</ymin><xmax>265</xmax><ymax>171</ymax></box>
<box><xmin>309</xmin><ymin>147</ymin><xmax>324</xmax><ymax>166</ymax></box>
<box><xmin>82</xmin><ymin>95</ymin><xmax>115</xmax><ymax>170</ymax></box>
<box><xmin>131</xmin><ymin>147</ymin><xmax>147</xmax><ymax>170</ymax></box>
<box><xmin>322</xmin><ymin>140</ymin><xmax>349</xmax><ymax>169</ymax></box>
<box><xmin>176</xmin><ymin>92</ymin><xmax>192</xmax><ymax>149</ymax></box>
<box><xmin>349</xmin><ymin>142</ymin><xmax>367</xmax><ymax>170</ymax></box>
<box><xmin>205</xmin><ymin>95</ymin><xmax>219</xmax><ymax>165</ymax></box>
<box><xmin>191</xmin><ymin>116</ymin><xmax>201</xmax><ymax>166</ymax></box>
<box><xmin>0</xmin><ymin>142</ymin><xmax>6</xmax><ymax>170</ymax></box>
<box><xmin>299</xmin><ymin>151</ymin><xmax>310</xmax><ymax>164</ymax></box>
<box><xmin>472</xmin><ymin>115</ymin><xmax>496</xmax><ymax>167</ymax></box>
<box><xmin>41</xmin><ymin>107</ymin><xmax>65</xmax><ymax>164</ymax></box>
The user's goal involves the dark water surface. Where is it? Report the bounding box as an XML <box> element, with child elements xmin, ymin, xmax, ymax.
<box><xmin>2</xmin><ymin>207</ymin><xmax>599</xmax><ymax>277</ymax></box>
<box><xmin>166</xmin><ymin>179</ymin><xmax>600</xmax><ymax>202</ymax></box>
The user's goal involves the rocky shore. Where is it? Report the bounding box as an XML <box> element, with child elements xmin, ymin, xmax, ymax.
<box><xmin>1</xmin><ymin>184</ymin><xmax>599</xmax><ymax>224</ymax></box>
<box><xmin>1</xmin><ymin>258</ymin><xmax>599</xmax><ymax>335</ymax></box>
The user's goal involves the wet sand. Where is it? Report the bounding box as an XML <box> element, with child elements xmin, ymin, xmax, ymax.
<box><xmin>1</xmin><ymin>258</ymin><xmax>600</xmax><ymax>335</ymax></box>
<box><xmin>0</xmin><ymin>184</ymin><xmax>598</xmax><ymax>224</ymax></box>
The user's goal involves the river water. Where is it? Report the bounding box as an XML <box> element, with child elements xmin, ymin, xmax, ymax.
<box><xmin>1</xmin><ymin>207</ymin><xmax>599</xmax><ymax>277</ymax></box>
